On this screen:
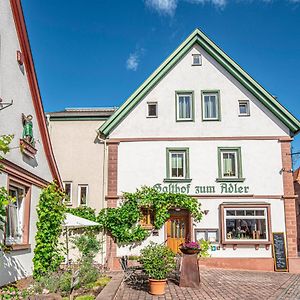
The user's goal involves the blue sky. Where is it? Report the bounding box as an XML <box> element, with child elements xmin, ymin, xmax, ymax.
<box><xmin>22</xmin><ymin>0</ymin><xmax>300</xmax><ymax>164</ymax></box>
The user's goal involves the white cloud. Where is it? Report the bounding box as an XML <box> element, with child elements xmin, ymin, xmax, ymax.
<box><xmin>126</xmin><ymin>48</ymin><xmax>146</xmax><ymax>71</ymax></box>
<box><xmin>187</xmin><ymin>0</ymin><xmax>227</xmax><ymax>8</ymax></box>
<box><xmin>144</xmin><ymin>0</ymin><xmax>300</xmax><ymax>16</ymax></box>
<box><xmin>145</xmin><ymin>0</ymin><xmax>178</xmax><ymax>16</ymax></box>
<box><xmin>126</xmin><ymin>53</ymin><xmax>139</xmax><ymax>71</ymax></box>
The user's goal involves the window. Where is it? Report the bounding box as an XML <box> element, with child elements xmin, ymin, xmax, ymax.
<box><xmin>140</xmin><ymin>208</ymin><xmax>154</xmax><ymax>229</ymax></box>
<box><xmin>6</xmin><ymin>185</ymin><xmax>26</xmax><ymax>245</ymax></box>
<box><xmin>195</xmin><ymin>229</ymin><xmax>219</xmax><ymax>243</ymax></box>
<box><xmin>165</xmin><ymin>148</ymin><xmax>190</xmax><ymax>181</ymax></box>
<box><xmin>147</xmin><ymin>102</ymin><xmax>158</xmax><ymax>118</ymax></box>
<box><xmin>192</xmin><ymin>54</ymin><xmax>202</xmax><ymax>66</ymax></box>
<box><xmin>202</xmin><ymin>91</ymin><xmax>220</xmax><ymax>121</ymax></box>
<box><xmin>218</xmin><ymin>147</ymin><xmax>243</xmax><ymax>181</ymax></box>
<box><xmin>239</xmin><ymin>100</ymin><xmax>250</xmax><ymax>116</ymax></box>
<box><xmin>176</xmin><ymin>92</ymin><xmax>194</xmax><ymax>121</ymax></box>
<box><xmin>78</xmin><ymin>185</ymin><xmax>88</xmax><ymax>206</ymax></box>
<box><xmin>63</xmin><ymin>182</ymin><xmax>72</xmax><ymax>205</ymax></box>
<box><xmin>221</xmin><ymin>205</ymin><xmax>270</xmax><ymax>243</ymax></box>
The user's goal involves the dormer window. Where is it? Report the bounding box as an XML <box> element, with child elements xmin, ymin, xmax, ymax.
<box><xmin>192</xmin><ymin>54</ymin><xmax>202</xmax><ymax>66</ymax></box>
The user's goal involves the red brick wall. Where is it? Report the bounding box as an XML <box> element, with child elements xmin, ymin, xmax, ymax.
<box><xmin>294</xmin><ymin>180</ymin><xmax>300</xmax><ymax>253</ymax></box>
<box><xmin>280</xmin><ymin>140</ymin><xmax>298</xmax><ymax>258</ymax></box>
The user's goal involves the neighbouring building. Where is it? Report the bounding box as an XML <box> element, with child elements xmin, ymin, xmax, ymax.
<box><xmin>99</xmin><ymin>29</ymin><xmax>300</xmax><ymax>272</ymax></box>
<box><xmin>0</xmin><ymin>0</ymin><xmax>62</xmax><ymax>285</ymax></box>
<box><xmin>47</xmin><ymin>108</ymin><xmax>115</xmax><ymax>212</ymax></box>
<box><xmin>294</xmin><ymin>167</ymin><xmax>300</xmax><ymax>254</ymax></box>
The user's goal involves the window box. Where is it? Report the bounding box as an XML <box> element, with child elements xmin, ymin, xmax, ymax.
<box><xmin>220</xmin><ymin>203</ymin><xmax>272</xmax><ymax>246</ymax></box>
<box><xmin>166</xmin><ymin>148</ymin><xmax>190</xmax><ymax>180</ymax></box>
<box><xmin>20</xmin><ymin>138</ymin><xmax>37</xmax><ymax>158</ymax></box>
<box><xmin>217</xmin><ymin>147</ymin><xmax>244</xmax><ymax>182</ymax></box>
<box><xmin>201</xmin><ymin>90</ymin><xmax>221</xmax><ymax>121</ymax></box>
<box><xmin>175</xmin><ymin>91</ymin><xmax>194</xmax><ymax>122</ymax></box>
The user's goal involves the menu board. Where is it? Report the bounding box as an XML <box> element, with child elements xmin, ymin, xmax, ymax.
<box><xmin>272</xmin><ymin>232</ymin><xmax>288</xmax><ymax>272</ymax></box>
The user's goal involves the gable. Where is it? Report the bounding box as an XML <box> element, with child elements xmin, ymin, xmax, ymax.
<box><xmin>99</xmin><ymin>29</ymin><xmax>300</xmax><ymax>137</ymax></box>
<box><xmin>0</xmin><ymin>0</ymin><xmax>61</xmax><ymax>186</ymax></box>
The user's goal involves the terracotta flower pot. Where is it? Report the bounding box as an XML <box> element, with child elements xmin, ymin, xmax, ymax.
<box><xmin>180</xmin><ymin>248</ymin><xmax>200</xmax><ymax>255</ymax></box>
<box><xmin>149</xmin><ymin>278</ymin><xmax>167</xmax><ymax>295</ymax></box>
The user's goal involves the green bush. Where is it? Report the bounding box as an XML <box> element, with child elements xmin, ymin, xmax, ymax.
<box><xmin>77</xmin><ymin>260</ymin><xmax>100</xmax><ymax>288</ymax></box>
<box><xmin>33</xmin><ymin>272</ymin><xmax>60</xmax><ymax>294</ymax></box>
<box><xmin>139</xmin><ymin>242</ymin><xmax>175</xmax><ymax>280</ymax></box>
<box><xmin>198</xmin><ymin>239</ymin><xmax>211</xmax><ymax>258</ymax></box>
<box><xmin>71</xmin><ymin>234</ymin><xmax>100</xmax><ymax>261</ymax></box>
<box><xmin>75</xmin><ymin>295</ymin><xmax>95</xmax><ymax>300</ymax></box>
<box><xmin>59</xmin><ymin>270</ymin><xmax>72</xmax><ymax>293</ymax></box>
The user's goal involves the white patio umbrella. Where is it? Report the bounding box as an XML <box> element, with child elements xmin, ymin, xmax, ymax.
<box><xmin>62</xmin><ymin>213</ymin><xmax>100</xmax><ymax>264</ymax></box>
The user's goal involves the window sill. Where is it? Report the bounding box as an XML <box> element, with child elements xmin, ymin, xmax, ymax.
<box><xmin>202</xmin><ymin>118</ymin><xmax>221</xmax><ymax>122</ymax></box>
<box><xmin>141</xmin><ymin>225</ymin><xmax>154</xmax><ymax>230</ymax></box>
<box><xmin>146</xmin><ymin>116</ymin><xmax>158</xmax><ymax>118</ymax></box>
<box><xmin>238</xmin><ymin>114</ymin><xmax>250</xmax><ymax>117</ymax></box>
<box><xmin>222</xmin><ymin>241</ymin><xmax>271</xmax><ymax>245</ymax></box>
<box><xmin>216</xmin><ymin>178</ymin><xmax>245</xmax><ymax>183</ymax></box>
<box><xmin>176</xmin><ymin>119</ymin><xmax>194</xmax><ymax>122</ymax></box>
<box><xmin>7</xmin><ymin>244</ymin><xmax>31</xmax><ymax>251</ymax></box>
<box><xmin>163</xmin><ymin>178</ymin><xmax>192</xmax><ymax>183</ymax></box>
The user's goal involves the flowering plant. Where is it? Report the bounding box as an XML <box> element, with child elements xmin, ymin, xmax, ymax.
<box><xmin>180</xmin><ymin>241</ymin><xmax>200</xmax><ymax>250</ymax></box>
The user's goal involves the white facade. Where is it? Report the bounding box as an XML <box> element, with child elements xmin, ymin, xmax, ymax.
<box><xmin>0</xmin><ymin>0</ymin><xmax>60</xmax><ymax>285</ymax></box>
<box><xmin>104</xmin><ymin>36</ymin><xmax>294</xmax><ymax>263</ymax></box>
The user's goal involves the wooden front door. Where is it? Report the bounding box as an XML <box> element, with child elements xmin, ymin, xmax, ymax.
<box><xmin>166</xmin><ymin>210</ymin><xmax>189</xmax><ymax>253</ymax></box>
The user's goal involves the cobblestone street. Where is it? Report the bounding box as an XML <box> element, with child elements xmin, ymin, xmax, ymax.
<box><xmin>115</xmin><ymin>268</ymin><xmax>300</xmax><ymax>300</ymax></box>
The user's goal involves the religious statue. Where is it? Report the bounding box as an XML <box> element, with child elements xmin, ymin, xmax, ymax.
<box><xmin>22</xmin><ymin>114</ymin><xmax>34</xmax><ymax>145</ymax></box>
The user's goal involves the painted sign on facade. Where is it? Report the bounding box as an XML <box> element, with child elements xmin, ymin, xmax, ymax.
<box><xmin>153</xmin><ymin>182</ymin><xmax>250</xmax><ymax>195</ymax></box>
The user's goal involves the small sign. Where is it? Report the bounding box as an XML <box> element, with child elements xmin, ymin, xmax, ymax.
<box><xmin>272</xmin><ymin>232</ymin><xmax>288</xmax><ymax>272</ymax></box>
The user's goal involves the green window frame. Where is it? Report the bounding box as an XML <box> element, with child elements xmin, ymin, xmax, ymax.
<box><xmin>164</xmin><ymin>148</ymin><xmax>191</xmax><ymax>182</ymax></box>
<box><xmin>217</xmin><ymin>147</ymin><xmax>244</xmax><ymax>182</ymax></box>
<box><xmin>201</xmin><ymin>90</ymin><xmax>221</xmax><ymax>121</ymax></box>
<box><xmin>175</xmin><ymin>91</ymin><xmax>194</xmax><ymax>122</ymax></box>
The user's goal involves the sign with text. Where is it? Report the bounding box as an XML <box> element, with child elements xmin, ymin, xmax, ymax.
<box><xmin>272</xmin><ymin>232</ymin><xmax>288</xmax><ymax>272</ymax></box>
<box><xmin>153</xmin><ymin>182</ymin><xmax>250</xmax><ymax>195</ymax></box>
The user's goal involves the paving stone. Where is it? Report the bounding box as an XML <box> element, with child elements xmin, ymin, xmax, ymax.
<box><xmin>115</xmin><ymin>268</ymin><xmax>300</xmax><ymax>300</ymax></box>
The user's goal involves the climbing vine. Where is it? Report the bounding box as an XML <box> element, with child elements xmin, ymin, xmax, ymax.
<box><xmin>0</xmin><ymin>135</ymin><xmax>14</xmax><ymax>238</ymax></box>
<box><xmin>33</xmin><ymin>182</ymin><xmax>66</xmax><ymax>279</ymax></box>
<box><xmin>97</xmin><ymin>186</ymin><xmax>203</xmax><ymax>244</ymax></box>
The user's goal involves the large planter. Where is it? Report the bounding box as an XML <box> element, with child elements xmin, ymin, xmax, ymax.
<box><xmin>180</xmin><ymin>248</ymin><xmax>200</xmax><ymax>255</ymax></box>
<box><xmin>149</xmin><ymin>278</ymin><xmax>167</xmax><ymax>295</ymax></box>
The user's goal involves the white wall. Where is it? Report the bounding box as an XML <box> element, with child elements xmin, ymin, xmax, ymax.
<box><xmin>111</xmin><ymin>44</ymin><xmax>290</xmax><ymax>138</ymax></box>
<box><xmin>0</xmin><ymin>0</ymin><xmax>52</xmax><ymax>182</ymax></box>
<box><xmin>48</xmin><ymin>119</ymin><xmax>107</xmax><ymax>212</ymax></box>
<box><xmin>117</xmin><ymin>140</ymin><xmax>284</xmax><ymax>196</ymax></box>
<box><xmin>0</xmin><ymin>185</ymin><xmax>40</xmax><ymax>286</ymax></box>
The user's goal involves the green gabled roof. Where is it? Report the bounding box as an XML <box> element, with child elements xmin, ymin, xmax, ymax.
<box><xmin>99</xmin><ymin>28</ymin><xmax>300</xmax><ymax>136</ymax></box>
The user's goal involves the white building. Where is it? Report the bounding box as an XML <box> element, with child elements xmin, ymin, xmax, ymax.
<box><xmin>99</xmin><ymin>29</ymin><xmax>300</xmax><ymax>272</ymax></box>
<box><xmin>0</xmin><ymin>0</ymin><xmax>61</xmax><ymax>285</ymax></box>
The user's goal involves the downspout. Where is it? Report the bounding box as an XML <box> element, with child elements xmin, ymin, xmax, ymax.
<box><xmin>96</xmin><ymin>130</ymin><xmax>107</xmax><ymax>265</ymax></box>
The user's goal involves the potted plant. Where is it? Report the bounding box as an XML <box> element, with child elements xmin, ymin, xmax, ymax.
<box><xmin>139</xmin><ymin>242</ymin><xmax>175</xmax><ymax>295</ymax></box>
<box><xmin>179</xmin><ymin>241</ymin><xmax>201</xmax><ymax>255</ymax></box>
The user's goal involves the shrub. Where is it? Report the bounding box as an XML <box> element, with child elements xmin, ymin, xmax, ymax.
<box><xmin>59</xmin><ymin>270</ymin><xmax>72</xmax><ymax>293</ymax></box>
<box><xmin>71</xmin><ymin>234</ymin><xmax>100</xmax><ymax>261</ymax></box>
<box><xmin>75</xmin><ymin>295</ymin><xmax>95</xmax><ymax>300</ymax></box>
<box><xmin>77</xmin><ymin>260</ymin><xmax>100</xmax><ymax>288</ymax></box>
<box><xmin>139</xmin><ymin>242</ymin><xmax>175</xmax><ymax>280</ymax></box>
<box><xmin>33</xmin><ymin>272</ymin><xmax>60</xmax><ymax>294</ymax></box>
<box><xmin>198</xmin><ymin>239</ymin><xmax>211</xmax><ymax>258</ymax></box>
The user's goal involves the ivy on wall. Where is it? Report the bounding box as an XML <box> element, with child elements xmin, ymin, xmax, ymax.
<box><xmin>97</xmin><ymin>186</ymin><xmax>203</xmax><ymax>244</ymax></box>
<box><xmin>33</xmin><ymin>182</ymin><xmax>66</xmax><ymax>278</ymax></box>
<box><xmin>0</xmin><ymin>135</ymin><xmax>14</xmax><ymax>242</ymax></box>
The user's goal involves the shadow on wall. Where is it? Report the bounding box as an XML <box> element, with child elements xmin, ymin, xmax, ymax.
<box><xmin>0</xmin><ymin>249</ymin><xmax>31</xmax><ymax>287</ymax></box>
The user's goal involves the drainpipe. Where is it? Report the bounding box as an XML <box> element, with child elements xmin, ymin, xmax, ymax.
<box><xmin>96</xmin><ymin>130</ymin><xmax>107</xmax><ymax>266</ymax></box>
